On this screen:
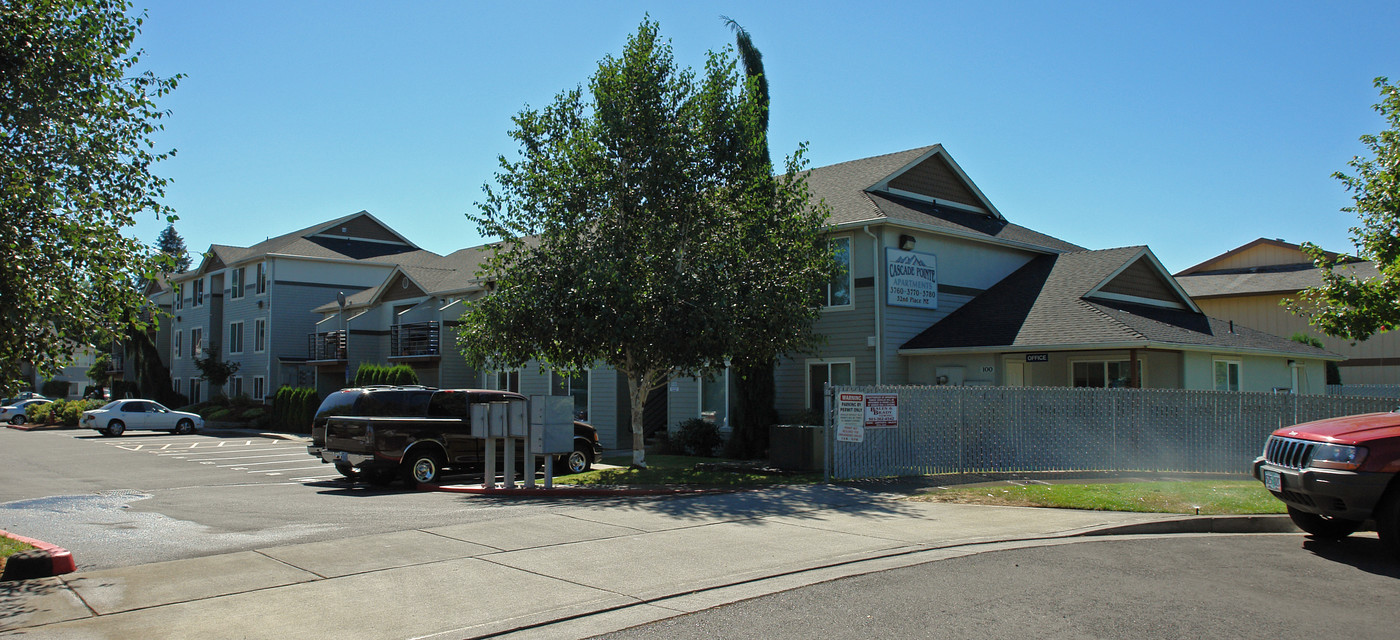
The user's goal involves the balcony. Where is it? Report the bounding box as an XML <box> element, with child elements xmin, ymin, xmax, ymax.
<box><xmin>308</xmin><ymin>330</ymin><xmax>347</xmax><ymax>362</ymax></box>
<box><xmin>390</xmin><ymin>321</ymin><xmax>440</xmax><ymax>360</ymax></box>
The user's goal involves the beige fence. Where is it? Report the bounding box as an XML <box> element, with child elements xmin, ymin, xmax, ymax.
<box><xmin>825</xmin><ymin>386</ymin><xmax>1399</xmax><ymax>481</ymax></box>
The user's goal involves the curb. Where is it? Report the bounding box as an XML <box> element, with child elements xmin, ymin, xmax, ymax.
<box><xmin>0</xmin><ymin>529</ymin><xmax>76</xmax><ymax>581</ymax></box>
<box><xmin>424</xmin><ymin>483</ymin><xmax>748</xmax><ymax>497</ymax></box>
<box><xmin>1081</xmin><ymin>514</ymin><xmax>1299</xmax><ymax>536</ymax></box>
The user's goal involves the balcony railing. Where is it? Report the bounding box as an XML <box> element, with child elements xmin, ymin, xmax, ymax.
<box><xmin>391</xmin><ymin>321</ymin><xmax>440</xmax><ymax>358</ymax></box>
<box><xmin>308</xmin><ymin>330</ymin><xmax>347</xmax><ymax>361</ymax></box>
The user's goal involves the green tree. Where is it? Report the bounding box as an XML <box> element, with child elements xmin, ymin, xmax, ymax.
<box><xmin>156</xmin><ymin>223</ymin><xmax>191</xmax><ymax>272</ymax></box>
<box><xmin>721</xmin><ymin>16</ymin><xmax>779</xmax><ymax>459</ymax></box>
<box><xmin>0</xmin><ymin>0</ymin><xmax>181</xmax><ymax>395</ymax></box>
<box><xmin>1290</xmin><ymin>77</ymin><xmax>1400</xmax><ymax>341</ymax></box>
<box><xmin>193</xmin><ymin>348</ymin><xmax>240</xmax><ymax>392</ymax></box>
<box><xmin>87</xmin><ymin>351</ymin><xmax>113</xmax><ymax>389</ymax></box>
<box><xmin>458</xmin><ymin>19</ymin><xmax>834</xmax><ymax>467</ymax></box>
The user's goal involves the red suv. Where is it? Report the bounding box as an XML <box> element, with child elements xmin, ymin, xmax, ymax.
<box><xmin>1252</xmin><ymin>410</ymin><xmax>1400</xmax><ymax>555</ymax></box>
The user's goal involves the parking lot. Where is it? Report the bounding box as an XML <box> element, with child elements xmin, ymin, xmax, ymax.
<box><xmin>90</xmin><ymin>431</ymin><xmax>340</xmax><ymax>483</ymax></box>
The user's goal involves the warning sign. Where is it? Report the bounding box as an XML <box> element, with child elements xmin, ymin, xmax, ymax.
<box><xmin>864</xmin><ymin>393</ymin><xmax>898</xmax><ymax>428</ymax></box>
<box><xmin>836</xmin><ymin>392</ymin><xmax>864</xmax><ymax>443</ymax></box>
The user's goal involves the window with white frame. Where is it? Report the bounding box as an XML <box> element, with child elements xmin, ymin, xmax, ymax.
<box><xmin>700</xmin><ymin>370</ymin><xmax>729</xmax><ymax>428</ymax></box>
<box><xmin>192</xmin><ymin>278</ymin><xmax>204</xmax><ymax>307</ymax></box>
<box><xmin>255</xmin><ymin>262</ymin><xmax>267</xmax><ymax>295</ymax></box>
<box><xmin>822</xmin><ymin>237</ymin><xmax>852</xmax><ymax>308</ymax></box>
<box><xmin>807</xmin><ymin>360</ymin><xmax>853</xmax><ymax>414</ymax></box>
<box><xmin>191</xmin><ymin>327</ymin><xmax>203</xmax><ymax>357</ymax></box>
<box><xmin>1214</xmin><ymin>358</ymin><xmax>1241</xmax><ymax>392</ymax></box>
<box><xmin>1071</xmin><ymin>359</ymin><xmax>1142</xmax><ymax>388</ymax></box>
<box><xmin>230</xmin><ymin>267</ymin><xmax>244</xmax><ymax>299</ymax></box>
<box><xmin>229</xmin><ymin>321</ymin><xmax>244</xmax><ymax>354</ymax></box>
<box><xmin>229</xmin><ymin>376</ymin><xmax>244</xmax><ymax>398</ymax></box>
<box><xmin>189</xmin><ymin>379</ymin><xmax>202</xmax><ymax>404</ymax></box>
<box><xmin>253</xmin><ymin>376</ymin><xmax>265</xmax><ymax>401</ymax></box>
<box><xmin>173</xmin><ymin>379</ymin><xmax>181</xmax><ymax>396</ymax></box>
<box><xmin>550</xmin><ymin>370</ymin><xmax>590</xmax><ymax>420</ymax></box>
<box><xmin>487</xmin><ymin>370</ymin><xmax>520</xmax><ymax>393</ymax></box>
<box><xmin>254</xmin><ymin>318</ymin><xmax>266</xmax><ymax>352</ymax></box>
<box><xmin>174</xmin><ymin>283</ymin><xmax>183</xmax><ymax>310</ymax></box>
<box><xmin>174</xmin><ymin>331</ymin><xmax>182</xmax><ymax>358</ymax></box>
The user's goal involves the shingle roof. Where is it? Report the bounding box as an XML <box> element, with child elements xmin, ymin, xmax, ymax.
<box><xmin>1176</xmin><ymin>261</ymin><xmax>1380</xmax><ymax>298</ymax></box>
<box><xmin>900</xmin><ymin>248</ymin><xmax>1339</xmax><ymax>359</ymax></box>
<box><xmin>805</xmin><ymin>146</ymin><xmax>1083</xmax><ymax>253</ymax></box>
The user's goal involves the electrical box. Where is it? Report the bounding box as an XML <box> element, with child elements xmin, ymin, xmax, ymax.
<box><xmin>470</xmin><ymin>403</ymin><xmax>489</xmax><ymax>439</ymax></box>
<box><xmin>935</xmin><ymin>366</ymin><xmax>965</xmax><ymax>386</ymax></box>
<box><xmin>488</xmin><ymin>402</ymin><xmax>508</xmax><ymax>437</ymax></box>
<box><xmin>508</xmin><ymin>398</ymin><xmax>528</xmax><ymax>437</ymax></box>
<box><xmin>529</xmin><ymin>395</ymin><xmax>574</xmax><ymax>455</ymax></box>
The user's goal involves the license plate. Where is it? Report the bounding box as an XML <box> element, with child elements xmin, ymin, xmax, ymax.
<box><xmin>1263</xmin><ymin>469</ymin><xmax>1282</xmax><ymax>492</ymax></box>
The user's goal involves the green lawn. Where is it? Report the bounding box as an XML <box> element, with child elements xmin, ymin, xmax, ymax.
<box><xmin>0</xmin><ymin>536</ymin><xmax>36</xmax><ymax>565</ymax></box>
<box><xmin>552</xmin><ymin>455</ymin><xmax>822</xmax><ymax>487</ymax></box>
<box><xmin>909</xmin><ymin>480</ymin><xmax>1285</xmax><ymax>515</ymax></box>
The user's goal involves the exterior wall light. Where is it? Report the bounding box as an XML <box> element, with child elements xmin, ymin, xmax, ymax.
<box><xmin>899</xmin><ymin>234</ymin><xmax>916</xmax><ymax>251</ymax></box>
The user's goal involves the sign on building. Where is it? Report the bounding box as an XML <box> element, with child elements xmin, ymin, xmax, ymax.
<box><xmin>864</xmin><ymin>393</ymin><xmax>898</xmax><ymax>428</ymax></box>
<box><xmin>885</xmin><ymin>248</ymin><xmax>938</xmax><ymax>310</ymax></box>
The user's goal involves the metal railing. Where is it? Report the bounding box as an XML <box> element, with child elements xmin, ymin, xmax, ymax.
<box><xmin>390</xmin><ymin>321</ymin><xmax>440</xmax><ymax>357</ymax></box>
<box><xmin>307</xmin><ymin>330</ymin><xmax>346</xmax><ymax>361</ymax></box>
<box><xmin>826</xmin><ymin>386</ymin><xmax>1400</xmax><ymax>481</ymax></box>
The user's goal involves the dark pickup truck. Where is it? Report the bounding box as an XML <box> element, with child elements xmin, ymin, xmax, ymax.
<box><xmin>308</xmin><ymin>386</ymin><xmax>602</xmax><ymax>486</ymax></box>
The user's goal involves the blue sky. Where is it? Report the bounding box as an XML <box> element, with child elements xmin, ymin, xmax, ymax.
<box><xmin>129</xmin><ymin>1</ymin><xmax>1400</xmax><ymax>274</ymax></box>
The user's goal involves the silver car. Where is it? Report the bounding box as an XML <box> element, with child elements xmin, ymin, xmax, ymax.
<box><xmin>82</xmin><ymin>400</ymin><xmax>204</xmax><ymax>436</ymax></box>
<box><xmin>0</xmin><ymin>398</ymin><xmax>52</xmax><ymax>425</ymax></box>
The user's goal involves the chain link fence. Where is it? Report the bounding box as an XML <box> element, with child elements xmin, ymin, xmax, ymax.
<box><xmin>826</xmin><ymin>386</ymin><xmax>1400</xmax><ymax>481</ymax></box>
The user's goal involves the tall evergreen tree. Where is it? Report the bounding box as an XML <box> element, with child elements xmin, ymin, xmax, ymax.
<box><xmin>156</xmin><ymin>223</ymin><xmax>191</xmax><ymax>272</ymax></box>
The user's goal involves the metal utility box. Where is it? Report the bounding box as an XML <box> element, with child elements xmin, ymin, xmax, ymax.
<box><xmin>507</xmin><ymin>399</ymin><xmax>528</xmax><ymax>438</ymax></box>
<box><xmin>469</xmin><ymin>403</ymin><xmax>489</xmax><ymax>439</ymax></box>
<box><xmin>529</xmin><ymin>395</ymin><xmax>573</xmax><ymax>454</ymax></box>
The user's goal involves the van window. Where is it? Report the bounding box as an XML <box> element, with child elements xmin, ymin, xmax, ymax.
<box><xmin>427</xmin><ymin>391</ymin><xmax>469</xmax><ymax>418</ymax></box>
<box><xmin>357</xmin><ymin>390</ymin><xmax>432</xmax><ymax>417</ymax></box>
<box><xmin>314</xmin><ymin>391</ymin><xmax>356</xmax><ymax>422</ymax></box>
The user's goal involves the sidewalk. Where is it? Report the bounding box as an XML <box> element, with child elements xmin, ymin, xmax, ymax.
<box><xmin>0</xmin><ymin>485</ymin><xmax>1296</xmax><ymax>639</ymax></box>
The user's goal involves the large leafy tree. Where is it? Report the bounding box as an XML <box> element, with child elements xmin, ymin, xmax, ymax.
<box><xmin>0</xmin><ymin>0</ymin><xmax>181</xmax><ymax>393</ymax></box>
<box><xmin>1290</xmin><ymin>78</ymin><xmax>1400</xmax><ymax>341</ymax></box>
<box><xmin>459</xmin><ymin>19</ymin><xmax>833</xmax><ymax>467</ymax></box>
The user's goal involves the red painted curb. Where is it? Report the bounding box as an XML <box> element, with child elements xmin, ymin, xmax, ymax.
<box><xmin>423</xmin><ymin>483</ymin><xmax>740</xmax><ymax>497</ymax></box>
<box><xmin>1</xmin><ymin>529</ymin><xmax>76</xmax><ymax>576</ymax></box>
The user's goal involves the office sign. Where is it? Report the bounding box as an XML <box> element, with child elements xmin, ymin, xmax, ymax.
<box><xmin>885</xmin><ymin>248</ymin><xmax>938</xmax><ymax>310</ymax></box>
<box><xmin>1025</xmin><ymin>353</ymin><xmax>1049</xmax><ymax>362</ymax></box>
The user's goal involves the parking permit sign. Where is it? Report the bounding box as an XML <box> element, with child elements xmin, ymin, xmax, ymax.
<box><xmin>836</xmin><ymin>393</ymin><xmax>865</xmax><ymax>443</ymax></box>
<box><xmin>864</xmin><ymin>393</ymin><xmax>898</xmax><ymax>428</ymax></box>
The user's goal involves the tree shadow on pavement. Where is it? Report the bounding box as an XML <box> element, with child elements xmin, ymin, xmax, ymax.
<box><xmin>0</xmin><ymin>576</ymin><xmax>84</xmax><ymax>632</ymax></box>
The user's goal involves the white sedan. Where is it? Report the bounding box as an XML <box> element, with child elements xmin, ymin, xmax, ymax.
<box><xmin>82</xmin><ymin>400</ymin><xmax>203</xmax><ymax>436</ymax></box>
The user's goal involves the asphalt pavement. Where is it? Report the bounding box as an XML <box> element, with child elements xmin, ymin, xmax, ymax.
<box><xmin>0</xmin><ymin>480</ymin><xmax>1301</xmax><ymax>639</ymax></box>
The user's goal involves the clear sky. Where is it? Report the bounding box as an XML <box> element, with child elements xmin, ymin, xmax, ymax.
<box><xmin>127</xmin><ymin>1</ymin><xmax>1400</xmax><ymax>274</ymax></box>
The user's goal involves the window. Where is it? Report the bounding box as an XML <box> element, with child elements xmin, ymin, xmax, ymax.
<box><xmin>256</xmin><ymin>262</ymin><xmax>267</xmax><ymax>295</ymax></box>
<box><xmin>229</xmin><ymin>321</ymin><xmax>244</xmax><ymax>354</ymax></box>
<box><xmin>192</xmin><ymin>278</ymin><xmax>205</xmax><ymax>307</ymax></box>
<box><xmin>1071</xmin><ymin>360</ymin><xmax>1142</xmax><ymax>388</ymax></box>
<box><xmin>173</xmin><ymin>379</ymin><xmax>181</xmax><ymax>396</ymax></box>
<box><xmin>1214</xmin><ymin>359</ymin><xmax>1241</xmax><ymax>391</ymax></box>
<box><xmin>252</xmin><ymin>376</ymin><xmax>265</xmax><ymax>401</ymax></box>
<box><xmin>174</xmin><ymin>283</ymin><xmax>183</xmax><ymax>310</ymax></box>
<box><xmin>822</xmin><ymin>237</ymin><xmax>852</xmax><ymax>308</ymax></box>
<box><xmin>808</xmin><ymin>360</ymin><xmax>853</xmax><ymax>414</ymax></box>
<box><xmin>254</xmin><ymin>318</ymin><xmax>266</xmax><ymax>352</ymax></box>
<box><xmin>550</xmin><ymin>370</ymin><xmax>590</xmax><ymax>420</ymax></box>
<box><xmin>229</xmin><ymin>376</ymin><xmax>244</xmax><ymax>398</ymax></box>
<box><xmin>230</xmin><ymin>267</ymin><xmax>245</xmax><ymax>299</ymax></box>
<box><xmin>189</xmin><ymin>379</ymin><xmax>202</xmax><ymax>404</ymax></box>
<box><xmin>700</xmin><ymin>370</ymin><xmax>728</xmax><ymax>428</ymax></box>
<box><xmin>192</xmin><ymin>327</ymin><xmax>203</xmax><ymax>357</ymax></box>
<box><xmin>490</xmin><ymin>370</ymin><xmax>520</xmax><ymax>393</ymax></box>
<box><xmin>174</xmin><ymin>331</ymin><xmax>183</xmax><ymax>358</ymax></box>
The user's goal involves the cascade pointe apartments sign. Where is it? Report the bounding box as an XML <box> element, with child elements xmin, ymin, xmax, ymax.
<box><xmin>836</xmin><ymin>392</ymin><xmax>900</xmax><ymax>443</ymax></box>
<box><xmin>885</xmin><ymin>248</ymin><xmax>938</xmax><ymax>310</ymax></box>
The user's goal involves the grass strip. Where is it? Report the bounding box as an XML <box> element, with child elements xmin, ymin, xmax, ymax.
<box><xmin>0</xmin><ymin>535</ymin><xmax>37</xmax><ymax>573</ymax></box>
<box><xmin>909</xmin><ymin>480</ymin><xmax>1285</xmax><ymax>515</ymax></box>
<box><xmin>553</xmin><ymin>454</ymin><xmax>821</xmax><ymax>487</ymax></box>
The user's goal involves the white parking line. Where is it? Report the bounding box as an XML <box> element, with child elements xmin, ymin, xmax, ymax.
<box><xmin>188</xmin><ymin>452</ymin><xmax>307</xmax><ymax>463</ymax></box>
<box><xmin>217</xmin><ymin>457</ymin><xmax>313</xmax><ymax>468</ymax></box>
<box><xmin>253</xmin><ymin>466</ymin><xmax>329</xmax><ymax>474</ymax></box>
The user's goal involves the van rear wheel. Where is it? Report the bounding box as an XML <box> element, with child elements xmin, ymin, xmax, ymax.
<box><xmin>402</xmin><ymin>450</ymin><xmax>445</xmax><ymax>486</ymax></box>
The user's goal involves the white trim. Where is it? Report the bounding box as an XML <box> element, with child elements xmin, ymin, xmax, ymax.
<box><xmin>898</xmin><ymin>342</ymin><xmax>1342</xmax><ymax>361</ymax></box>
<box><xmin>1213</xmin><ymin>357</ymin><xmax>1243</xmax><ymax>392</ymax></box>
<box><xmin>252</xmin><ymin>375</ymin><xmax>266</xmax><ymax>400</ymax></box>
<box><xmin>306</xmin><ymin>233</ymin><xmax>414</xmax><ymax>247</ymax></box>
<box><xmin>1087</xmin><ymin>291</ymin><xmax>1187</xmax><ymax>310</ymax></box>
<box><xmin>1084</xmin><ymin>248</ymin><xmax>1201</xmax><ymax>314</ymax></box>
<box><xmin>827</xmin><ymin>217</ymin><xmax>1070</xmax><ymax>256</ymax></box>
<box><xmin>174</xmin><ymin>330</ymin><xmax>183</xmax><ymax>359</ymax></box>
<box><xmin>230</xmin><ymin>267</ymin><xmax>245</xmax><ymax>300</ymax></box>
<box><xmin>191</xmin><ymin>326</ymin><xmax>205</xmax><ymax>357</ymax></box>
<box><xmin>882</xmin><ymin>187</ymin><xmax>989</xmax><ymax>214</ymax></box>
<box><xmin>866</xmin><ymin>145</ymin><xmax>1006</xmax><ymax>221</ymax></box>
<box><xmin>254</xmin><ymin>318</ymin><xmax>267</xmax><ymax>353</ymax></box>
<box><xmin>1067</xmin><ymin>356</ymin><xmax>1145</xmax><ymax>388</ymax></box>
<box><xmin>228</xmin><ymin>321</ymin><xmax>245</xmax><ymax>355</ymax></box>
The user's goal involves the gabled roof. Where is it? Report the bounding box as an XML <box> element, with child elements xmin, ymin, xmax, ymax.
<box><xmin>807</xmin><ymin>145</ymin><xmax>1082</xmax><ymax>253</ymax></box>
<box><xmin>900</xmin><ymin>247</ymin><xmax>1340</xmax><ymax>359</ymax></box>
<box><xmin>1174</xmin><ymin>237</ymin><xmax>1377</xmax><ymax>299</ymax></box>
<box><xmin>174</xmin><ymin>211</ymin><xmax>439</xmax><ymax>282</ymax></box>
<box><xmin>310</xmin><ymin>244</ymin><xmax>498</xmax><ymax>313</ymax></box>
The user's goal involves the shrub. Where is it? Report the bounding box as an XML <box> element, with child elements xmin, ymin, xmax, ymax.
<box><xmin>28</xmin><ymin>401</ymin><xmax>55</xmax><ymax>424</ymax></box>
<box><xmin>271</xmin><ymin>387</ymin><xmax>319</xmax><ymax>433</ymax></box>
<box><xmin>59</xmin><ymin>400</ymin><xmax>91</xmax><ymax>426</ymax></box>
<box><xmin>354</xmin><ymin>363</ymin><xmax>420</xmax><ymax>387</ymax></box>
<box><xmin>206</xmin><ymin>408</ymin><xmax>231</xmax><ymax>421</ymax></box>
<box><xmin>670</xmin><ymin>418</ymin><xmax>724</xmax><ymax>457</ymax></box>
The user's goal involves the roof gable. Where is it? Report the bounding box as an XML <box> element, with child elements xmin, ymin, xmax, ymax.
<box><xmin>306</xmin><ymin>211</ymin><xmax>417</xmax><ymax>249</ymax></box>
<box><xmin>868</xmin><ymin>146</ymin><xmax>1004</xmax><ymax>221</ymax></box>
<box><xmin>1176</xmin><ymin>238</ymin><xmax>1340</xmax><ymax>275</ymax></box>
<box><xmin>1086</xmin><ymin>250</ymin><xmax>1197</xmax><ymax>311</ymax></box>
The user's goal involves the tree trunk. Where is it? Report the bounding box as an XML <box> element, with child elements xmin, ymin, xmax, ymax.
<box><xmin>626</xmin><ymin>368</ymin><xmax>660</xmax><ymax>469</ymax></box>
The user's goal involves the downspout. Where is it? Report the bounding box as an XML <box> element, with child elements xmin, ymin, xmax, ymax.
<box><xmin>863</xmin><ymin>226</ymin><xmax>882</xmax><ymax>385</ymax></box>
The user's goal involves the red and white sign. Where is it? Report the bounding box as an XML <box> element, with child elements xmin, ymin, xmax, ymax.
<box><xmin>836</xmin><ymin>393</ymin><xmax>865</xmax><ymax>443</ymax></box>
<box><xmin>863</xmin><ymin>393</ymin><xmax>898</xmax><ymax>428</ymax></box>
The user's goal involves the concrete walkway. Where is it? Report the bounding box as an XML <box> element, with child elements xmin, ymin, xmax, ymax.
<box><xmin>0</xmin><ymin>485</ymin><xmax>1295</xmax><ymax>639</ymax></box>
